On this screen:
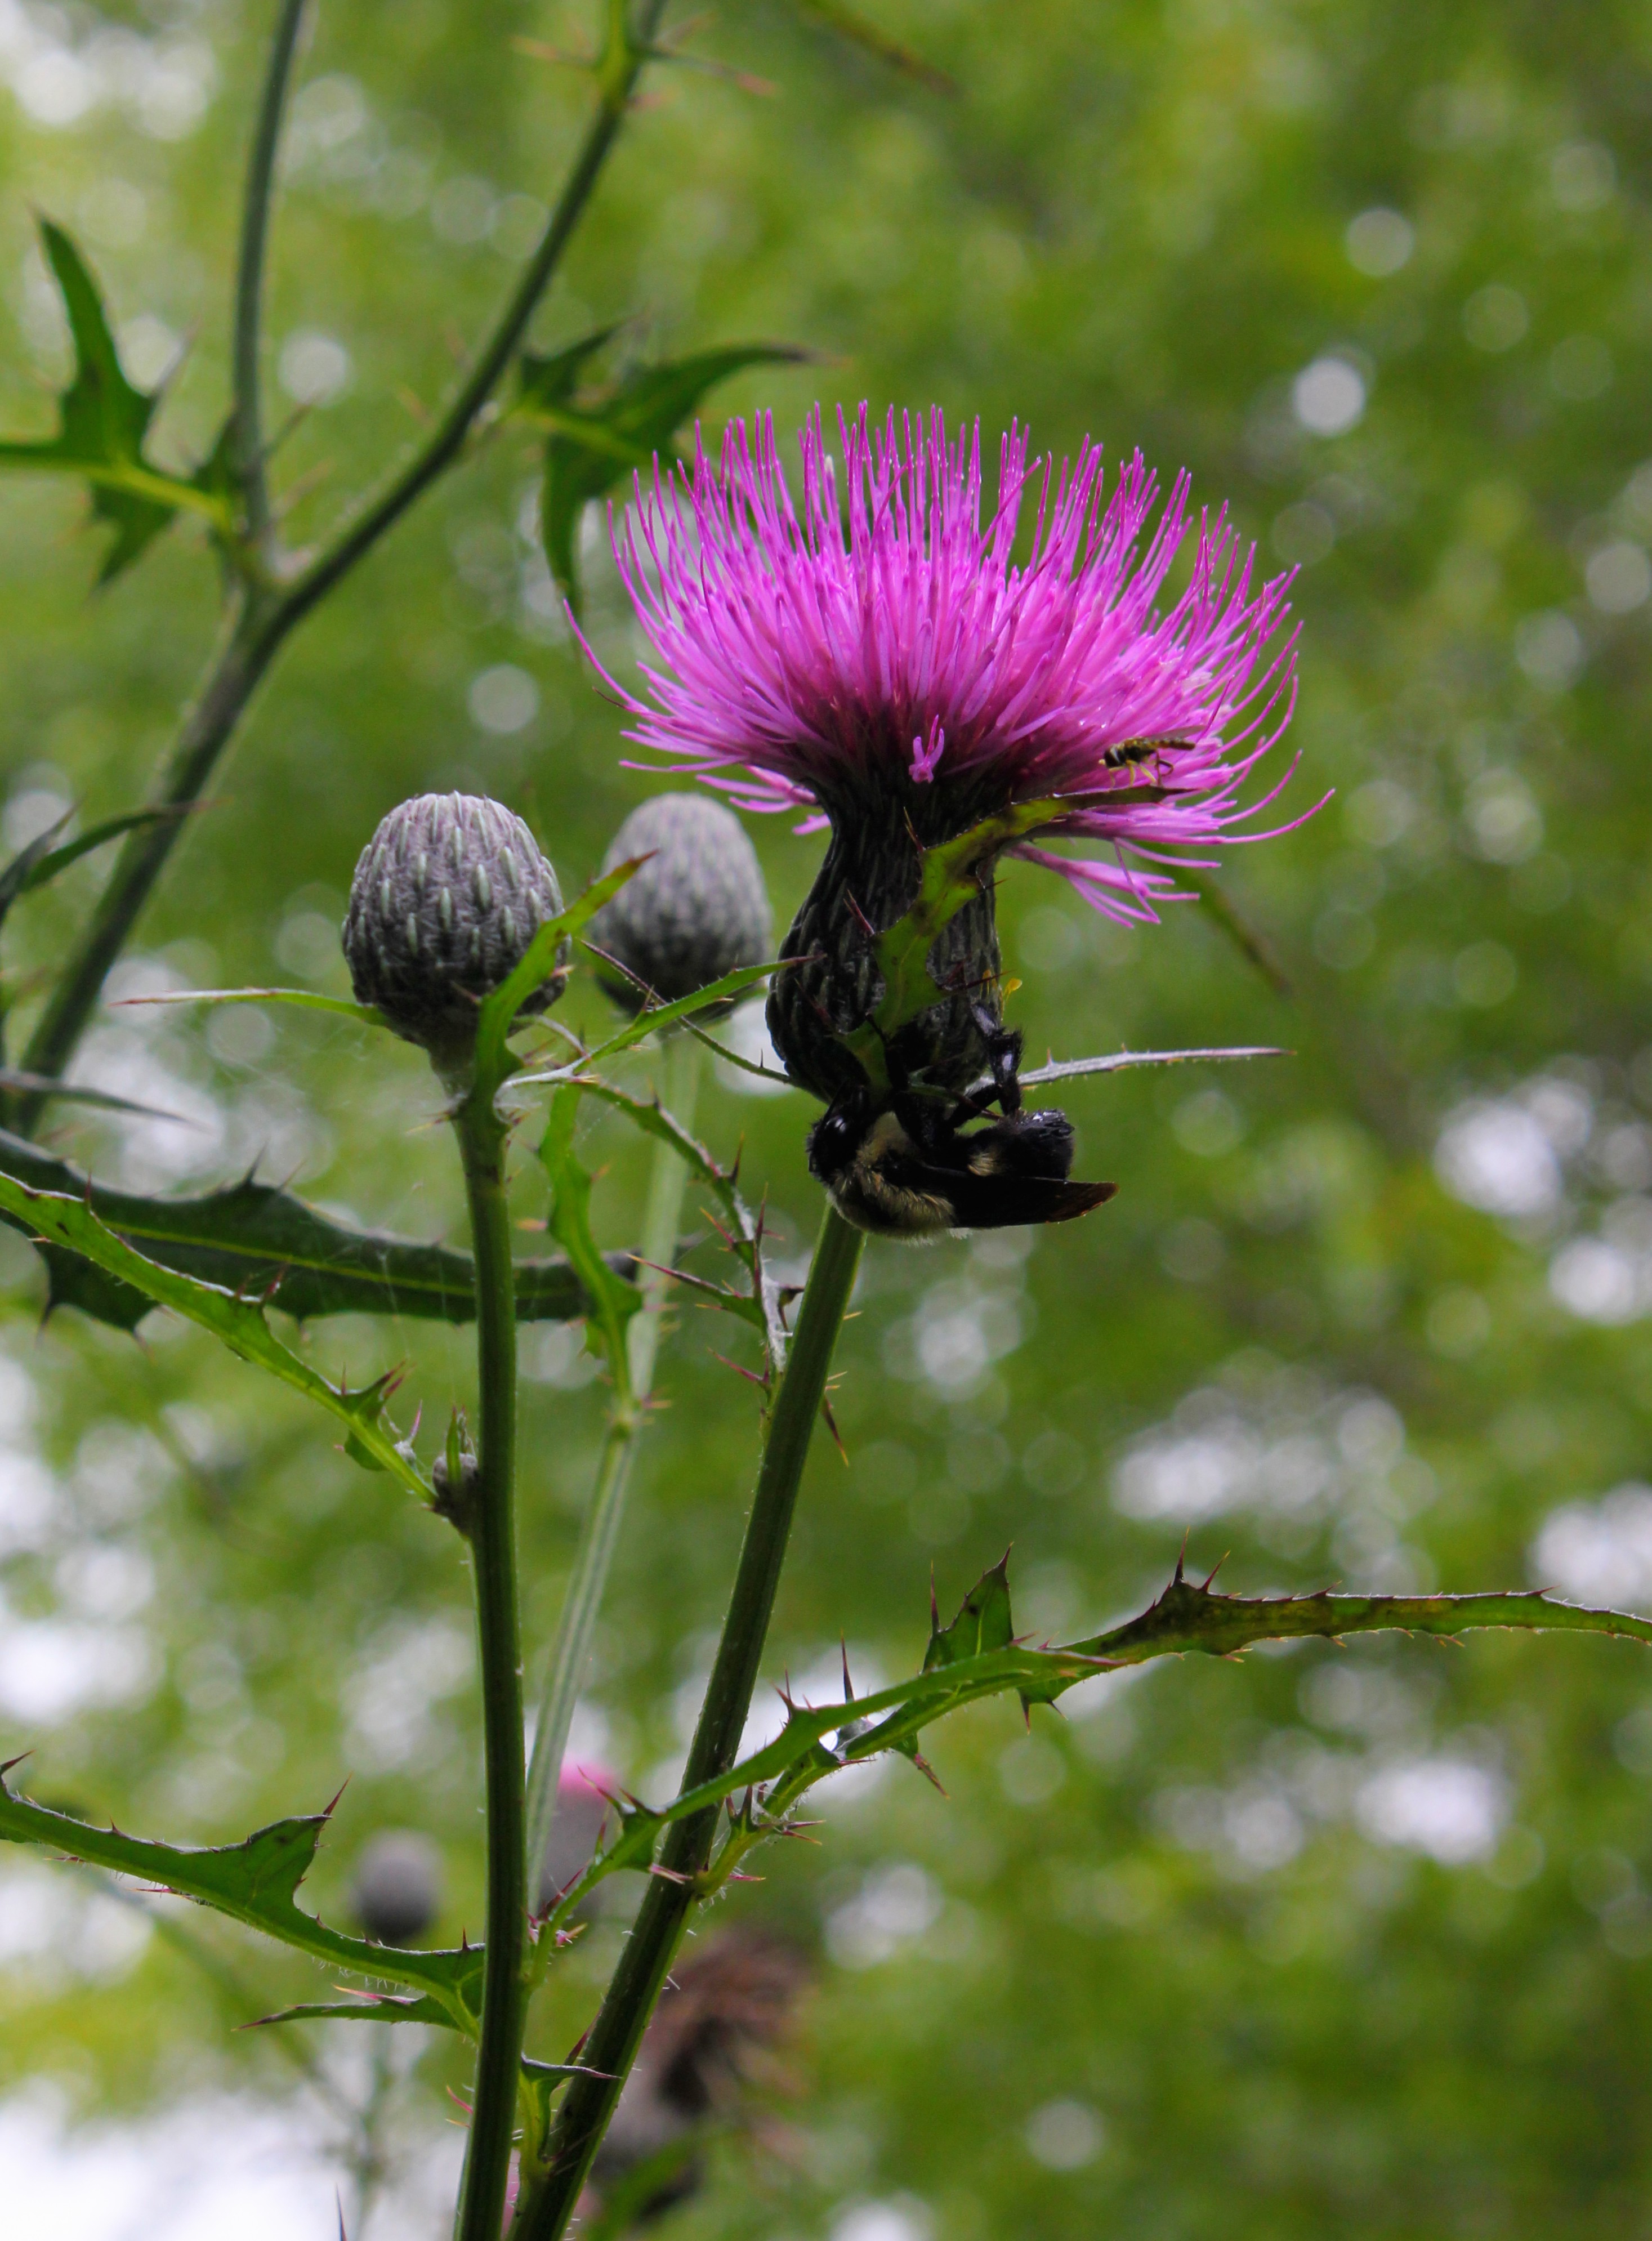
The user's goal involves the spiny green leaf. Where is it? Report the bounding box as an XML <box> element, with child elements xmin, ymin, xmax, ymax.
<box><xmin>0</xmin><ymin>1127</ymin><xmax>618</xmax><ymax>1330</ymax></box>
<box><xmin>1004</xmin><ymin>1046</ymin><xmax>1288</xmax><ymax>1094</ymax></box>
<box><xmin>524</xmin><ymin>341</ymin><xmax>809</xmax><ymax>613</ymax></box>
<box><xmin>252</xmin><ymin>1992</ymin><xmax>468</xmax><ymax>2033</ymax></box>
<box><xmin>0</xmin><ymin>1069</ymin><xmax>187</xmax><ymax>1122</ymax></box>
<box><xmin>0</xmin><ymin>805</ymin><xmax>186</xmax><ymax>934</ymax></box>
<box><xmin>0</xmin><ymin>1769</ymin><xmax>483</xmax><ymax>2028</ymax></box>
<box><xmin>0</xmin><ymin>221</ymin><xmax>229</xmax><ymax>581</ymax></box>
<box><xmin>0</xmin><ymin>803</ymin><xmax>73</xmax><ymax>922</ymax></box>
<box><xmin>925</xmin><ymin>1554</ymin><xmax>1015</xmax><ymax>1671</ymax></box>
<box><xmin>541</xmin><ymin>1565</ymin><xmax>1652</xmax><ymax>1925</ymax></box>
<box><xmin>1069</xmin><ymin>1573</ymin><xmax>1652</xmax><ymax>1666</ymax></box>
<box><xmin>788</xmin><ymin>0</ymin><xmax>956</xmax><ymax>91</ymax></box>
<box><xmin>538</xmin><ymin>1084</ymin><xmax>640</xmax><ymax>1387</ymax></box>
<box><xmin>517</xmin><ymin>325</ymin><xmax>623</xmax><ymax>413</ymax></box>
<box><xmin>0</xmin><ymin>1172</ymin><xmax>428</xmax><ymax>1496</ymax></box>
<box><xmin>682</xmin><ymin>1014</ymin><xmax>793</xmax><ymax>1091</ymax></box>
<box><xmin>119</xmin><ymin>985</ymin><xmax>386</xmax><ymax>1027</ymax></box>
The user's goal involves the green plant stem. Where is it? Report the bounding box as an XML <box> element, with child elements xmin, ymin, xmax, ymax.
<box><xmin>524</xmin><ymin>1034</ymin><xmax>699</xmax><ymax>1907</ymax></box>
<box><xmin>512</xmin><ymin>1202</ymin><xmax>865</xmax><ymax>2239</ymax></box>
<box><xmin>233</xmin><ymin>0</ymin><xmax>310</xmax><ymax>557</ymax></box>
<box><xmin>16</xmin><ymin>0</ymin><xmax>668</xmax><ymax>1128</ymax></box>
<box><xmin>17</xmin><ymin>595</ymin><xmax>279</xmax><ymax>1120</ymax></box>
<box><xmin>452</xmin><ymin>1097</ymin><xmax>529</xmax><ymax>2241</ymax></box>
<box><xmin>275</xmin><ymin>0</ymin><xmax>666</xmax><ymax>641</ymax></box>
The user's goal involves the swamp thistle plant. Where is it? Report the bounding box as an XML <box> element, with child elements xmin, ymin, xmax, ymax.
<box><xmin>1</xmin><ymin>9</ymin><xmax>1652</xmax><ymax>2239</ymax></box>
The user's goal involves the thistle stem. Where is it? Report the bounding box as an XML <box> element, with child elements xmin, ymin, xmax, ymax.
<box><xmin>452</xmin><ymin>1096</ymin><xmax>529</xmax><ymax>2241</ymax></box>
<box><xmin>232</xmin><ymin>0</ymin><xmax>310</xmax><ymax>558</ymax></box>
<box><xmin>523</xmin><ymin>1034</ymin><xmax>699</xmax><ymax>1908</ymax></box>
<box><xmin>16</xmin><ymin>0</ymin><xmax>668</xmax><ymax>1128</ymax></box>
<box><xmin>512</xmin><ymin>1202</ymin><xmax>865</xmax><ymax>2239</ymax></box>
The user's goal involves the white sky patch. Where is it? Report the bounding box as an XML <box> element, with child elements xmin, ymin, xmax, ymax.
<box><xmin>467</xmin><ymin>663</ymin><xmax>539</xmax><ymax>735</ymax></box>
<box><xmin>1344</xmin><ymin>207</ymin><xmax>1413</xmax><ymax>276</ymax></box>
<box><xmin>1354</xmin><ymin>1756</ymin><xmax>1508</xmax><ymax>1864</ymax></box>
<box><xmin>825</xmin><ymin>1861</ymin><xmax>943</xmax><ymax>1968</ymax></box>
<box><xmin>278</xmin><ymin>328</ymin><xmax>351</xmax><ymax>406</ymax></box>
<box><xmin>1025</xmin><ymin>2097</ymin><xmax>1106</xmax><ymax>2170</ymax></box>
<box><xmin>1435</xmin><ymin>1097</ymin><xmax>1564</xmax><ymax>1219</ymax></box>
<box><xmin>1292</xmin><ymin>355</ymin><xmax>1367</xmax><ymax>436</ymax></box>
<box><xmin>883</xmin><ymin>1278</ymin><xmax>1028</xmax><ymax>1394</ymax></box>
<box><xmin>1114</xmin><ymin>1378</ymin><xmax>1405</xmax><ymax>1530</ymax></box>
<box><xmin>343</xmin><ymin>1618</ymin><xmax>472</xmax><ymax>1771</ymax></box>
<box><xmin>0</xmin><ymin>2085</ymin><xmax>463</xmax><ymax>2240</ymax></box>
<box><xmin>0</xmin><ymin>8</ymin><xmax>215</xmax><ymax>139</ymax></box>
<box><xmin>1531</xmin><ymin>1485</ymin><xmax>1652</xmax><ymax>1610</ymax></box>
<box><xmin>1550</xmin><ymin>1198</ymin><xmax>1652</xmax><ymax>1325</ymax></box>
<box><xmin>0</xmin><ymin>1613</ymin><xmax>158</xmax><ymax>1724</ymax></box>
<box><xmin>829</xmin><ymin>2199</ymin><xmax>933</xmax><ymax>2241</ymax></box>
<box><xmin>0</xmin><ymin>1858</ymin><xmax>150</xmax><ymax>1983</ymax></box>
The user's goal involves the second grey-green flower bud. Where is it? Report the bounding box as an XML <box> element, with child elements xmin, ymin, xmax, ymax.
<box><xmin>342</xmin><ymin>793</ymin><xmax>568</xmax><ymax>1068</ymax></box>
<box><xmin>586</xmin><ymin>792</ymin><xmax>771</xmax><ymax>1015</ymax></box>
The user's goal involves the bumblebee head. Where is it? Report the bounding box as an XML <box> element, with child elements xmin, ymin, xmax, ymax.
<box><xmin>807</xmin><ymin>1099</ymin><xmax>863</xmax><ymax>1183</ymax></box>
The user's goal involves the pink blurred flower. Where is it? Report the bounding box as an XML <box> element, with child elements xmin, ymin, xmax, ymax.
<box><xmin>582</xmin><ymin>404</ymin><xmax>1302</xmax><ymax>927</ymax></box>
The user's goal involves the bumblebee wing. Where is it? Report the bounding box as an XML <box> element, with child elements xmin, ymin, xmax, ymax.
<box><xmin>1037</xmin><ymin>1178</ymin><xmax>1117</xmax><ymax>1224</ymax></box>
<box><xmin>907</xmin><ymin>1163</ymin><xmax>1117</xmax><ymax>1230</ymax></box>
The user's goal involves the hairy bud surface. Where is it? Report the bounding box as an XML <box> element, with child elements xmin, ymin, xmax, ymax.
<box><xmin>587</xmin><ymin>792</ymin><xmax>771</xmax><ymax>1014</ymax></box>
<box><xmin>342</xmin><ymin>793</ymin><xmax>567</xmax><ymax>1065</ymax></box>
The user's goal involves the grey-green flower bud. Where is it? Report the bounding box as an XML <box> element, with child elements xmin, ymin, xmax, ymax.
<box><xmin>586</xmin><ymin>793</ymin><xmax>771</xmax><ymax>1015</ymax></box>
<box><xmin>353</xmin><ymin>1830</ymin><xmax>443</xmax><ymax>1947</ymax></box>
<box><xmin>342</xmin><ymin>793</ymin><xmax>568</xmax><ymax>1068</ymax></box>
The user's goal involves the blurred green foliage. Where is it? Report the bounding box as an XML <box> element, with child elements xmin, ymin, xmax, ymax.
<box><xmin>5</xmin><ymin>0</ymin><xmax>1652</xmax><ymax>2233</ymax></box>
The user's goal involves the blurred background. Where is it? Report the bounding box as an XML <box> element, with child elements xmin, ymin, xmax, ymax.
<box><xmin>3</xmin><ymin>0</ymin><xmax>1652</xmax><ymax>2233</ymax></box>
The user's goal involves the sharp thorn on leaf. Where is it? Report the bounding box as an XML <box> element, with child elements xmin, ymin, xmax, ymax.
<box><xmin>1199</xmin><ymin>1552</ymin><xmax>1230</xmax><ymax>1592</ymax></box>
<box><xmin>910</xmin><ymin>1751</ymin><xmax>946</xmax><ymax>1796</ymax></box>
<box><xmin>709</xmin><ymin>1350</ymin><xmax>768</xmax><ymax>1387</ymax></box>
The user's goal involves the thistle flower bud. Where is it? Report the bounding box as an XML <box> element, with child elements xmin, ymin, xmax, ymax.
<box><xmin>352</xmin><ymin>1830</ymin><xmax>443</xmax><ymax>1947</ymax></box>
<box><xmin>767</xmin><ymin>775</ymin><xmax>1004</xmax><ymax>1104</ymax></box>
<box><xmin>586</xmin><ymin>793</ymin><xmax>771</xmax><ymax>1015</ymax></box>
<box><xmin>342</xmin><ymin>793</ymin><xmax>568</xmax><ymax>1070</ymax></box>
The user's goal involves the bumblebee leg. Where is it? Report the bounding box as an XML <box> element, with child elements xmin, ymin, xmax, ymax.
<box><xmin>971</xmin><ymin>1003</ymin><xmax>1025</xmax><ymax>1115</ymax></box>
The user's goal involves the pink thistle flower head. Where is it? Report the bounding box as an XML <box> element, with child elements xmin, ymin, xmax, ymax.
<box><xmin>582</xmin><ymin>405</ymin><xmax>1303</xmax><ymax>1102</ymax></box>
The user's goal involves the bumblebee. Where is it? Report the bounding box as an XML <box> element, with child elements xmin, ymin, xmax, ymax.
<box><xmin>807</xmin><ymin>1012</ymin><xmax>1116</xmax><ymax>1239</ymax></box>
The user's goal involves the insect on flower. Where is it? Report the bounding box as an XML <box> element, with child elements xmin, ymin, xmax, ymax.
<box><xmin>808</xmin><ymin>1004</ymin><xmax>1117</xmax><ymax>1238</ymax></box>
<box><xmin>577</xmin><ymin>405</ymin><xmax>1309</xmax><ymax>1224</ymax></box>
